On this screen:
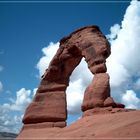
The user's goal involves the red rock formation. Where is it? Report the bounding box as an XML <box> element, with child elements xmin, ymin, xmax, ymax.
<box><xmin>22</xmin><ymin>25</ymin><xmax>114</xmax><ymax>128</ymax></box>
<box><xmin>18</xmin><ymin>26</ymin><xmax>125</xmax><ymax>140</ymax></box>
<box><xmin>17</xmin><ymin>25</ymin><xmax>139</xmax><ymax>140</ymax></box>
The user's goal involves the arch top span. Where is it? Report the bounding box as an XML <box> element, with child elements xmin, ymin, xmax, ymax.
<box><xmin>22</xmin><ymin>25</ymin><xmax>124</xmax><ymax>128</ymax></box>
<box><xmin>42</xmin><ymin>26</ymin><xmax>111</xmax><ymax>83</ymax></box>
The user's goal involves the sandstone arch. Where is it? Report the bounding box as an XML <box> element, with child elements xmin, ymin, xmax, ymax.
<box><xmin>22</xmin><ymin>26</ymin><xmax>124</xmax><ymax>128</ymax></box>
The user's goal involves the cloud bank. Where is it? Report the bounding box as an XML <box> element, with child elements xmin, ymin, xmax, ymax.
<box><xmin>0</xmin><ymin>88</ymin><xmax>33</xmax><ymax>133</ymax></box>
<box><xmin>107</xmin><ymin>0</ymin><xmax>140</xmax><ymax>108</ymax></box>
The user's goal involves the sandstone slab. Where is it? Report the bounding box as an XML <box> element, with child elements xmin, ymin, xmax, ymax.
<box><xmin>17</xmin><ymin>110</ymin><xmax>140</xmax><ymax>140</ymax></box>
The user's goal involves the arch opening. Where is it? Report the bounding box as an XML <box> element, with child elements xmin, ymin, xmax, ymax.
<box><xmin>66</xmin><ymin>58</ymin><xmax>93</xmax><ymax>125</ymax></box>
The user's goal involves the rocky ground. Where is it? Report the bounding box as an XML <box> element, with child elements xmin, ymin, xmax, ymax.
<box><xmin>17</xmin><ymin>109</ymin><xmax>140</xmax><ymax>140</ymax></box>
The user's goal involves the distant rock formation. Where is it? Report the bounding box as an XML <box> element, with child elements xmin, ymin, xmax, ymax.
<box><xmin>17</xmin><ymin>26</ymin><xmax>126</xmax><ymax>139</ymax></box>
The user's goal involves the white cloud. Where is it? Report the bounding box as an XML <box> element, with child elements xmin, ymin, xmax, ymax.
<box><xmin>107</xmin><ymin>58</ymin><xmax>130</xmax><ymax>87</ymax></box>
<box><xmin>0</xmin><ymin>88</ymin><xmax>34</xmax><ymax>133</ymax></box>
<box><xmin>69</xmin><ymin>58</ymin><xmax>92</xmax><ymax>86</ymax></box>
<box><xmin>67</xmin><ymin>79</ymin><xmax>85</xmax><ymax>114</ymax></box>
<box><xmin>10</xmin><ymin>88</ymin><xmax>32</xmax><ymax>111</ymax></box>
<box><xmin>0</xmin><ymin>105</ymin><xmax>22</xmax><ymax>133</ymax></box>
<box><xmin>122</xmin><ymin>90</ymin><xmax>140</xmax><ymax>109</ymax></box>
<box><xmin>36</xmin><ymin>42</ymin><xmax>59</xmax><ymax>77</ymax></box>
<box><xmin>66</xmin><ymin>59</ymin><xmax>92</xmax><ymax>114</ymax></box>
<box><xmin>0</xmin><ymin>81</ymin><xmax>3</xmax><ymax>93</ymax></box>
<box><xmin>106</xmin><ymin>24</ymin><xmax>120</xmax><ymax>41</ymax></box>
<box><xmin>106</xmin><ymin>0</ymin><xmax>140</xmax><ymax>108</ymax></box>
<box><xmin>117</xmin><ymin>1</ymin><xmax>140</xmax><ymax>76</ymax></box>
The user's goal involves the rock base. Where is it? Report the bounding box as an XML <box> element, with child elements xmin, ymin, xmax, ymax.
<box><xmin>83</xmin><ymin>107</ymin><xmax>136</xmax><ymax>117</ymax></box>
<box><xmin>17</xmin><ymin>110</ymin><xmax>140</xmax><ymax>140</ymax></box>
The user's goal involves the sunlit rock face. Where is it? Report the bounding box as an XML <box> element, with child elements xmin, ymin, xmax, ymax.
<box><xmin>22</xmin><ymin>26</ymin><xmax>124</xmax><ymax>128</ymax></box>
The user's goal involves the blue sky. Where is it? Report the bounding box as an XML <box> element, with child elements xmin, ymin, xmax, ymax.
<box><xmin>0</xmin><ymin>1</ymin><xmax>128</xmax><ymax>101</ymax></box>
<box><xmin>1</xmin><ymin>0</ymin><xmax>140</xmax><ymax>133</ymax></box>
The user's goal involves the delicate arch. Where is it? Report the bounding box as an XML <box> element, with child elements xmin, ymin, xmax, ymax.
<box><xmin>22</xmin><ymin>26</ymin><xmax>112</xmax><ymax>127</ymax></box>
